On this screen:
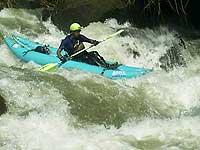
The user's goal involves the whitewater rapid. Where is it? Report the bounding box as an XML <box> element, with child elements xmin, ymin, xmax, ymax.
<box><xmin>0</xmin><ymin>8</ymin><xmax>200</xmax><ymax>150</ymax></box>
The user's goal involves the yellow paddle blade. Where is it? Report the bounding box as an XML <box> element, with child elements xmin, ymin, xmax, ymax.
<box><xmin>106</xmin><ymin>29</ymin><xmax>124</xmax><ymax>40</ymax></box>
<box><xmin>39</xmin><ymin>63</ymin><xmax>58</xmax><ymax>72</ymax></box>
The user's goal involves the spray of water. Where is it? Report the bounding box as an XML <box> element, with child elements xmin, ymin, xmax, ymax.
<box><xmin>0</xmin><ymin>8</ymin><xmax>200</xmax><ymax>149</ymax></box>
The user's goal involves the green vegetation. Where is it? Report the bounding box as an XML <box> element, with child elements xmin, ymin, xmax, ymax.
<box><xmin>0</xmin><ymin>0</ymin><xmax>193</xmax><ymax>28</ymax></box>
<box><xmin>126</xmin><ymin>0</ymin><xmax>190</xmax><ymax>16</ymax></box>
<box><xmin>0</xmin><ymin>0</ymin><xmax>15</xmax><ymax>8</ymax></box>
<box><xmin>40</xmin><ymin>0</ymin><xmax>64</xmax><ymax>8</ymax></box>
<box><xmin>0</xmin><ymin>0</ymin><xmax>190</xmax><ymax>17</ymax></box>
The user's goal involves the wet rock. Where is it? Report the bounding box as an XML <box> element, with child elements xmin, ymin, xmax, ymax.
<box><xmin>42</xmin><ymin>0</ymin><xmax>126</xmax><ymax>31</ymax></box>
<box><xmin>122</xmin><ymin>43</ymin><xmax>141</xmax><ymax>59</ymax></box>
<box><xmin>0</xmin><ymin>0</ymin><xmax>127</xmax><ymax>31</ymax></box>
<box><xmin>159</xmin><ymin>36</ymin><xmax>187</xmax><ymax>71</ymax></box>
<box><xmin>1</xmin><ymin>0</ymin><xmax>200</xmax><ymax>29</ymax></box>
<box><xmin>0</xmin><ymin>95</ymin><xmax>7</xmax><ymax>115</ymax></box>
<box><xmin>15</xmin><ymin>0</ymin><xmax>41</xmax><ymax>9</ymax></box>
<box><xmin>0</xmin><ymin>0</ymin><xmax>41</xmax><ymax>8</ymax></box>
<box><xmin>188</xmin><ymin>0</ymin><xmax>200</xmax><ymax>29</ymax></box>
<box><xmin>0</xmin><ymin>1</ymin><xmax>7</xmax><ymax>10</ymax></box>
<box><xmin>127</xmin><ymin>48</ymin><xmax>141</xmax><ymax>58</ymax></box>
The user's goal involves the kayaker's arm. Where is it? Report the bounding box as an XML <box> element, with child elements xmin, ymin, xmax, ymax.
<box><xmin>57</xmin><ymin>38</ymin><xmax>74</xmax><ymax>61</ymax></box>
<box><xmin>80</xmin><ymin>35</ymin><xmax>100</xmax><ymax>46</ymax></box>
<box><xmin>57</xmin><ymin>48</ymin><xmax>65</xmax><ymax>61</ymax></box>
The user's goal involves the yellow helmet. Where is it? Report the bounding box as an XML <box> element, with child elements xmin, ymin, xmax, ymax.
<box><xmin>70</xmin><ymin>23</ymin><xmax>81</xmax><ymax>32</ymax></box>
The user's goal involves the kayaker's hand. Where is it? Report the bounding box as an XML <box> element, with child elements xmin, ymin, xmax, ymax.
<box><xmin>92</xmin><ymin>40</ymin><xmax>100</xmax><ymax>46</ymax></box>
<box><xmin>59</xmin><ymin>56</ymin><xmax>67</xmax><ymax>62</ymax></box>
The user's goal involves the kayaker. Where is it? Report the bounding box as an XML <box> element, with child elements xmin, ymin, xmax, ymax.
<box><xmin>57</xmin><ymin>23</ymin><xmax>117</xmax><ymax>68</ymax></box>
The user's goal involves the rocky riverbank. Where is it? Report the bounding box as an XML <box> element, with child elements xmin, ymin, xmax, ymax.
<box><xmin>0</xmin><ymin>0</ymin><xmax>199</xmax><ymax>30</ymax></box>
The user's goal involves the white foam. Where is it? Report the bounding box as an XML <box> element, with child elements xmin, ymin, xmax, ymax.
<box><xmin>0</xmin><ymin>8</ymin><xmax>200</xmax><ymax>150</ymax></box>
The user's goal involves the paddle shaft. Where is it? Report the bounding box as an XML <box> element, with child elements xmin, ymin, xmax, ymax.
<box><xmin>39</xmin><ymin>30</ymin><xmax>124</xmax><ymax>71</ymax></box>
<box><xmin>69</xmin><ymin>44</ymin><xmax>95</xmax><ymax>58</ymax></box>
<box><xmin>67</xmin><ymin>29</ymin><xmax>124</xmax><ymax>59</ymax></box>
<box><xmin>55</xmin><ymin>43</ymin><xmax>100</xmax><ymax>66</ymax></box>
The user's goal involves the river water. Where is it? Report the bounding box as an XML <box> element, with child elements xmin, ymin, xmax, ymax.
<box><xmin>0</xmin><ymin>8</ymin><xmax>200</xmax><ymax>150</ymax></box>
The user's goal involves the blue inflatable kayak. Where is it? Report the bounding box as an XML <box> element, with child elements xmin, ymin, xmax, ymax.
<box><xmin>4</xmin><ymin>35</ymin><xmax>152</xmax><ymax>79</ymax></box>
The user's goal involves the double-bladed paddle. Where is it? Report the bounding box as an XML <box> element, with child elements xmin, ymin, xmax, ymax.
<box><xmin>39</xmin><ymin>29</ymin><xmax>124</xmax><ymax>72</ymax></box>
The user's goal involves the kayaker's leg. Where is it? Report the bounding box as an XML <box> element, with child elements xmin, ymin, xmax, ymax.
<box><xmin>72</xmin><ymin>50</ymin><xmax>87</xmax><ymax>62</ymax></box>
<box><xmin>88</xmin><ymin>51</ymin><xmax>108</xmax><ymax>67</ymax></box>
<box><xmin>89</xmin><ymin>51</ymin><xmax>120</xmax><ymax>69</ymax></box>
<box><xmin>72</xmin><ymin>51</ymin><xmax>98</xmax><ymax>65</ymax></box>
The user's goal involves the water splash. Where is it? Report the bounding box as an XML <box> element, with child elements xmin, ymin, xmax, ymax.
<box><xmin>0</xmin><ymin>8</ymin><xmax>200</xmax><ymax>150</ymax></box>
